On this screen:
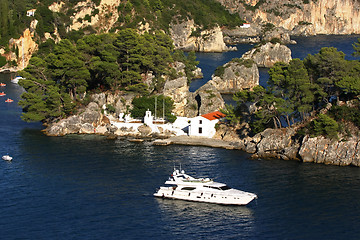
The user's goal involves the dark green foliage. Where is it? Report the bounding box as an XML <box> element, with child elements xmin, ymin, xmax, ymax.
<box><xmin>241</xmin><ymin>0</ymin><xmax>266</xmax><ymax>11</ymax></box>
<box><xmin>172</xmin><ymin>50</ymin><xmax>199</xmax><ymax>82</ymax></box>
<box><xmin>20</xmin><ymin>29</ymin><xmax>184</xmax><ymax>123</ymax></box>
<box><xmin>35</xmin><ymin>5</ymin><xmax>55</xmax><ymax>37</ymax></box>
<box><xmin>311</xmin><ymin>114</ymin><xmax>339</xmax><ymax>139</ymax></box>
<box><xmin>130</xmin><ymin>95</ymin><xmax>175</xmax><ymax>122</ymax></box>
<box><xmin>298</xmin><ymin>21</ymin><xmax>312</xmax><ymax>25</ymax></box>
<box><xmin>0</xmin><ymin>55</ymin><xmax>6</xmax><ymax>67</ymax></box>
<box><xmin>270</xmin><ymin>38</ymin><xmax>282</xmax><ymax>44</ymax></box>
<box><xmin>261</xmin><ymin>23</ymin><xmax>275</xmax><ymax>34</ymax></box>
<box><xmin>0</xmin><ymin>0</ymin><xmax>35</xmax><ymax>45</ymax></box>
<box><xmin>229</xmin><ymin>44</ymin><xmax>360</xmax><ymax>136</ymax></box>
<box><xmin>119</xmin><ymin>0</ymin><xmax>244</xmax><ymax>31</ymax></box>
<box><xmin>18</xmin><ymin>56</ymin><xmax>76</xmax><ymax>122</ymax></box>
<box><xmin>214</xmin><ymin>66</ymin><xmax>225</xmax><ymax>77</ymax></box>
<box><xmin>106</xmin><ymin>104</ymin><xmax>116</xmax><ymax>113</ymax></box>
<box><xmin>35</xmin><ymin>39</ymin><xmax>55</xmax><ymax>58</ymax></box>
<box><xmin>328</xmin><ymin>104</ymin><xmax>360</xmax><ymax>128</ymax></box>
<box><xmin>220</xmin><ymin>104</ymin><xmax>241</xmax><ymax>126</ymax></box>
<box><xmin>230</xmin><ymin>58</ymin><xmax>254</xmax><ymax>68</ymax></box>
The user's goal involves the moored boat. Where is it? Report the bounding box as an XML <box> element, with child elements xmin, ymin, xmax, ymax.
<box><xmin>0</xmin><ymin>92</ymin><xmax>5</xmax><ymax>96</ymax></box>
<box><xmin>11</xmin><ymin>76</ymin><xmax>24</xmax><ymax>84</ymax></box>
<box><xmin>154</xmin><ymin>168</ymin><xmax>257</xmax><ymax>205</ymax></box>
<box><xmin>2</xmin><ymin>155</ymin><xmax>12</xmax><ymax>161</ymax></box>
<box><xmin>5</xmin><ymin>98</ymin><xmax>13</xmax><ymax>103</ymax></box>
<box><xmin>0</xmin><ymin>83</ymin><xmax>6</xmax><ymax>87</ymax></box>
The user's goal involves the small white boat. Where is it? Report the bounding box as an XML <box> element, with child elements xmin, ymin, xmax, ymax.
<box><xmin>154</xmin><ymin>168</ymin><xmax>257</xmax><ymax>205</ymax></box>
<box><xmin>11</xmin><ymin>76</ymin><xmax>24</xmax><ymax>84</ymax></box>
<box><xmin>2</xmin><ymin>155</ymin><xmax>12</xmax><ymax>161</ymax></box>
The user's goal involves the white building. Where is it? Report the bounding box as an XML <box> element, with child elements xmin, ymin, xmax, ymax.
<box><xmin>144</xmin><ymin>109</ymin><xmax>154</xmax><ymax>126</ymax></box>
<box><xmin>240</xmin><ymin>23</ymin><xmax>251</xmax><ymax>28</ymax></box>
<box><xmin>188</xmin><ymin>111</ymin><xmax>226</xmax><ymax>138</ymax></box>
<box><xmin>26</xmin><ymin>9</ymin><xmax>36</xmax><ymax>17</ymax></box>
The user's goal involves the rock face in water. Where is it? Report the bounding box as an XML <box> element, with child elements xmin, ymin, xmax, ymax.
<box><xmin>206</xmin><ymin>59</ymin><xmax>259</xmax><ymax>94</ymax></box>
<box><xmin>299</xmin><ymin>136</ymin><xmax>360</xmax><ymax>166</ymax></box>
<box><xmin>262</xmin><ymin>28</ymin><xmax>296</xmax><ymax>44</ymax></box>
<box><xmin>170</xmin><ymin>20</ymin><xmax>236</xmax><ymax>52</ymax></box>
<box><xmin>46</xmin><ymin>102</ymin><xmax>102</xmax><ymax>136</ymax></box>
<box><xmin>215</xmin><ymin>124</ymin><xmax>360</xmax><ymax>167</ymax></box>
<box><xmin>242</xmin><ymin>42</ymin><xmax>292</xmax><ymax>68</ymax></box>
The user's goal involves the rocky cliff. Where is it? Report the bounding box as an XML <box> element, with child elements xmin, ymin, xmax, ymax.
<box><xmin>185</xmin><ymin>83</ymin><xmax>226</xmax><ymax>118</ymax></box>
<box><xmin>242</xmin><ymin>42</ymin><xmax>292</xmax><ymax>68</ymax></box>
<box><xmin>170</xmin><ymin>20</ymin><xmax>236</xmax><ymax>52</ymax></box>
<box><xmin>0</xmin><ymin>22</ymin><xmax>38</xmax><ymax>72</ymax></box>
<box><xmin>217</xmin><ymin>0</ymin><xmax>360</xmax><ymax>35</ymax></box>
<box><xmin>66</xmin><ymin>0</ymin><xmax>122</xmax><ymax>33</ymax></box>
<box><xmin>214</xmin><ymin>124</ymin><xmax>360</xmax><ymax>167</ymax></box>
<box><xmin>206</xmin><ymin>59</ymin><xmax>259</xmax><ymax>93</ymax></box>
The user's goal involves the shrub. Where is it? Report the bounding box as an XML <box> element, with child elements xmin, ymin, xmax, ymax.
<box><xmin>106</xmin><ymin>104</ymin><xmax>116</xmax><ymax>113</ymax></box>
<box><xmin>214</xmin><ymin>65</ymin><xmax>225</xmax><ymax>77</ymax></box>
<box><xmin>0</xmin><ymin>56</ymin><xmax>7</xmax><ymax>68</ymax></box>
<box><xmin>312</xmin><ymin>114</ymin><xmax>339</xmax><ymax>139</ymax></box>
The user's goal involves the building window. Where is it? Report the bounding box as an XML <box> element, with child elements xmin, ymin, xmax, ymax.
<box><xmin>199</xmin><ymin>120</ymin><xmax>202</xmax><ymax>124</ymax></box>
<box><xmin>199</xmin><ymin>127</ymin><xmax>202</xmax><ymax>134</ymax></box>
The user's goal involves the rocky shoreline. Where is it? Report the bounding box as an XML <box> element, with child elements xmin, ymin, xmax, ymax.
<box><xmin>44</xmin><ymin>112</ymin><xmax>360</xmax><ymax>168</ymax></box>
<box><xmin>153</xmin><ymin>128</ymin><xmax>360</xmax><ymax>167</ymax></box>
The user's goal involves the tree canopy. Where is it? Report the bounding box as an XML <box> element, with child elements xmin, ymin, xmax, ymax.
<box><xmin>19</xmin><ymin>29</ymin><xmax>198</xmax><ymax>123</ymax></box>
<box><xmin>224</xmin><ymin>45</ymin><xmax>360</xmax><ymax>138</ymax></box>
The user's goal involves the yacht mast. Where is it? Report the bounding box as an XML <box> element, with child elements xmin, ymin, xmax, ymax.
<box><xmin>162</xmin><ymin>98</ymin><xmax>165</xmax><ymax>120</ymax></box>
<box><xmin>154</xmin><ymin>96</ymin><xmax>157</xmax><ymax>120</ymax></box>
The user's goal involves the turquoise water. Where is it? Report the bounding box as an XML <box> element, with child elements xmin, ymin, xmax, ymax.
<box><xmin>1</xmin><ymin>36</ymin><xmax>360</xmax><ymax>239</ymax></box>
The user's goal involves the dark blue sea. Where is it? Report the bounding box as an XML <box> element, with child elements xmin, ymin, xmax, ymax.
<box><xmin>1</xmin><ymin>35</ymin><xmax>360</xmax><ymax>240</ymax></box>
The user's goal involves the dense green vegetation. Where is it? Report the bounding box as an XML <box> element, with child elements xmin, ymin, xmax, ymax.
<box><xmin>0</xmin><ymin>0</ymin><xmax>243</xmax><ymax>48</ymax></box>
<box><xmin>120</xmin><ymin>0</ymin><xmax>244</xmax><ymax>31</ymax></box>
<box><xmin>18</xmin><ymin>29</ymin><xmax>197</xmax><ymax>123</ymax></box>
<box><xmin>224</xmin><ymin>44</ymin><xmax>360</xmax><ymax>139</ymax></box>
<box><xmin>0</xmin><ymin>0</ymin><xmax>36</xmax><ymax>45</ymax></box>
<box><xmin>131</xmin><ymin>95</ymin><xmax>176</xmax><ymax>122</ymax></box>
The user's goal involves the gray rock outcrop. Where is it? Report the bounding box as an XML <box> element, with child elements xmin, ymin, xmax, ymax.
<box><xmin>185</xmin><ymin>83</ymin><xmax>225</xmax><ymax>118</ymax></box>
<box><xmin>222</xmin><ymin>25</ymin><xmax>261</xmax><ymax>44</ymax></box>
<box><xmin>214</xmin><ymin>122</ymin><xmax>360</xmax><ymax>167</ymax></box>
<box><xmin>163</xmin><ymin>76</ymin><xmax>189</xmax><ymax>117</ymax></box>
<box><xmin>262</xmin><ymin>27</ymin><xmax>296</xmax><ymax>44</ymax></box>
<box><xmin>299</xmin><ymin>136</ymin><xmax>360</xmax><ymax>166</ymax></box>
<box><xmin>46</xmin><ymin>102</ymin><xmax>102</xmax><ymax>136</ymax></box>
<box><xmin>163</xmin><ymin>62</ymin><xmax>190</xmax><ymax>117</ymax></box>
<box><xmin>207</xmin><ymin>59</ymin><xmax>259</xmax><ymax>94</ymax></box>
<box><xmin>242</xmin><ymin>42</ymin><xmax>292</xmax><ymax>68</ymax></box>
<box><xmin>170</xmin><ymin>20</ymin><xmax>236</xmax><ymax>52</ymax></box>
<box><xmin>91</xmin><ymin>92</ymin><xmax>135</xmax><ymax>117</ymax></box>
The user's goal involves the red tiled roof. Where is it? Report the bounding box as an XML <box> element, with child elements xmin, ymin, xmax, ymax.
<box><xmin>201</xmin><ymin>111</ymin><xmax>226</xmax><ymax>121</ymax></box>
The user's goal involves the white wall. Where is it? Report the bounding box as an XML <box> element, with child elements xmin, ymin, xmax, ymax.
<box><xmin>189</xmin><ymin>116</ymin><xmax>218</xmax><ymax>138</ymax></box>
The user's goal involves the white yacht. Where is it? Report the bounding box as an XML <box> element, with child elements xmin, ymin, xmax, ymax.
<box><xmin>154</xmin><ymin>168</ymin><xmax>257</xmax><ymax>205</ymax></box>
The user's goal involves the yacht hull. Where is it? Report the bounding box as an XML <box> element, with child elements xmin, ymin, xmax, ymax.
<box><xmin>154</xmin><ymin>187</ymin><xmax>256</xmax><ymax>205</ymax></box>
